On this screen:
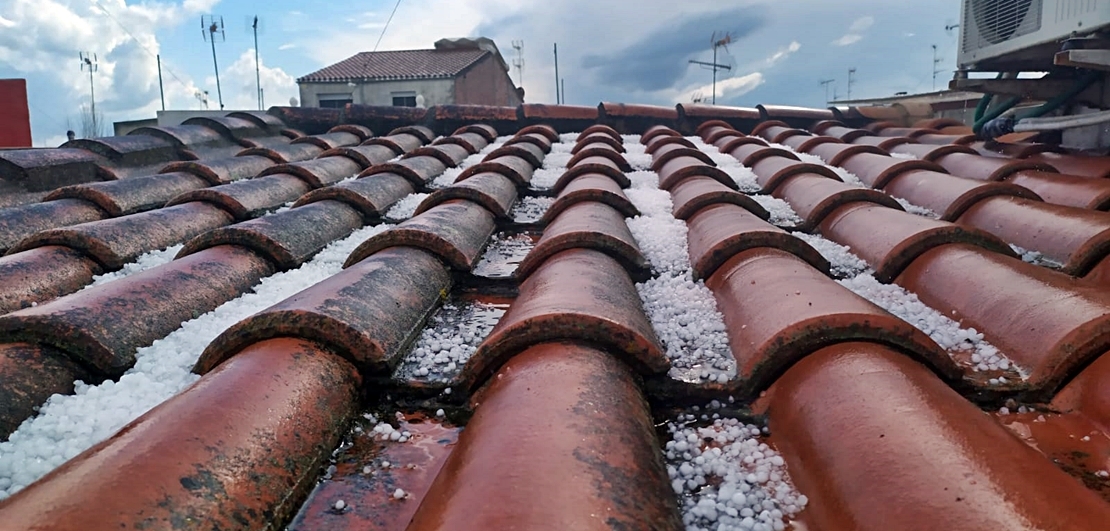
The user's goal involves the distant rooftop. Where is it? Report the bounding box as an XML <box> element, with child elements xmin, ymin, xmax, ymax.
<box><xmin>297</xmin><ymin>37</ymin><xmax>506</xmax><ymax>83</ymax></box>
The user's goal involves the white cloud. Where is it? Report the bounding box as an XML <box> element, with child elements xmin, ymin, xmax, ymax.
<box><xmin>832</xmin><ymin>15</ymin><xmax>875</xmax><ymax>46</ymax></box>
<box><xmin>832</xmin><ymin>34</ymin><xmax>863</xmax><ymax>46</ymax></box>
<box><xmin>0</xmin><ymin>0</ymin><xmax>215</xmax><ymax>144</ymax></box>
<box><xmin>676</xmin><ymin>73</ymin><xmax>765</xmax><ymax>103</ymax></box>
<box><xmin>207</xmin><ymin>49</ymin><xmax>298</xmax><ymax>111</ymax></box>
<box><xmin>278</xmin><ymin>43</ymin><xmax>297</xmax><ymax>51</ymax></box>
<box><xmin>849</xmin><ymin>16</ymin><xmax>875</xmax><ymax>32</ymax></box>
<box><xmin>765</xmin><ymin>41</ymin><xmax>801</xmax><ymax>67</ymax></box>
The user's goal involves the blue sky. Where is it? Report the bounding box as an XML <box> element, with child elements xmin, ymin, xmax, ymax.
<box><xmin>0</xmin><ymin>0</ymin><xmax>962</xmax><ymax>146</ymax></box>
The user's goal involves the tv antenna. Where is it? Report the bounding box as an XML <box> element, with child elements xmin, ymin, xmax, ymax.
<box><xmin>688</xmin><ymin>31</ymin><xmax>733</xmax><ymax>105</ymax></box>
<box><xmin>195</xmin><ymin>90</ymin><xmax>210</xmax><ymax>110</ymax></box>
<box><xmin>248</xmin><ymin>16</ymin><xmax>265</xmax><ymax>110</ymax></box>
<box><xmin>819</xmin><ymin>78</ymin><xmax>835</xmax><ymax>105</ymax></box>
<box><xmin>201</xmin><ymin>15</ymin><xmax>226</xmax><ymax>109</ymax></box>
<box><xmin>945</xmin><ymin>22</ymin><xmax>960</xmax><ymax>36</ymax></box>
<box><xmin>79</xmin><ymin>52</ymin><xmax>98</xmax><ymax>135</ymax></box>
<box><xmin>511</xmin><ymin>40</ymin><xmax>525</xmax><ymax>87</ymax></box>
<box><xmin>932</xmin><ymin>44</ymin><xmax>944</xmax><ymax>91</ymax></box>
<box><xmin>847</xmin><ymin>67</ymin><xmax>857</xmax><ymax>99</ymax></box>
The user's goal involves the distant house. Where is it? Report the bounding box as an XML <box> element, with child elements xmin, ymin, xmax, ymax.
<box><xmin>297</xmin><ymin>37</ymin><xmax>524</xmax><ymax>109</ymax></box>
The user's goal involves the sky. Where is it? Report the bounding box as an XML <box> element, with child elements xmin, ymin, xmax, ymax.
<box><xmin>0</xmin><ymin>0</ymin><xmax>963</xmax><ymax>146</ymax></box>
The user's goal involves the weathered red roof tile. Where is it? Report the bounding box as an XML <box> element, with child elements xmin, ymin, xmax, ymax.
<box><xmin>678</xmin><ymin>103</ymin><xmax>760</xmax><ymax>122</ymax></box>
<box><xmin>503</xmin><ymin>132</ymin><xmax>554</xmax><ymax>154</ymax></box>
<box><xmin>9</xmin><ymin>202</ymin><xmax>233</xmax><ymax>270</ymax></box>
<box><xmin>600</xmin><ymin>102</ymin><xmax>678</xmax><ymax>120</ymax></box>
<box><xmin>882</xmin><ymin>169</ymin><xmax>1042</xmax><ymax>221</ymax></box>
<box><xmin>432</xmin><ymin>132</ymin><xmax>489</xmax><ymax>156</ymax></box>
<box><xmin>456</xmin><ymin>156</ymin><xmax>535</xmax><ymax>187</ymax></box>
<box><xmin>261</xmin><ymin>156</ymin><xmax>364</xmax><ymax>188</ymax></box>
<box><xmin>818</xmin><ymin>202</ymin><xmax>1016</xmax><ymax>282</ymax></box>
<box><xmin>0</xmin><ymin>245</ymin><xmax>273</xmax><ymax>379</ymax></box>
<box><xmin>0</xmin><ymin>338</ymin><xmax>360</xmax><ymax>529</ymax></box>
<box><xmin>418</xmin><ymin>173</ymin><xmax>518</xmax><ymax>219</ymax></box>
<box><xmin>0</xmin><ymin>148</ymin><xmax>109</xmax><ymax>191</ymax></box>
<box><xmin>240</xmin><ymin>141</ymin><xmax>325</xmax><ymax>163</ymax></box>
<box><xmin>434</xmin><ymin>105</ymin><xmax>518</xmax><ymax>125</ymax></box>
<box><xmin>345</xmin><ymin>200</ymin><xmax>497</xmax><ymax>272</ymax></box>
<box><xmin>575</xmin><ymin>124</ymin><xmax>621</xmax><ymax>143</ymax></box>
<box><xmin>850</xmin><ymin>134</ymin><xmax>914</xmax><ymax>151</ymax></box>
<box><xmin>819</xmin><ymin>125</ymin><xmax>870</xmax><ymax>142</ymax></box>
<box><xmin>519</xmin><ymin>104</ymin><xmax>598</xmax><ymax>122</ymax></box>
<box><xmin>836</xmin><ymin>152</ymin><xmax>948</xmax><ymax>188</ymax></box>
<box><xmin>179</xmin><ymin>201</ymin><xmax>364</xmax><ymax>271</ymax></box>
<box><xmin>767</xmin><ymin>341</ymin><xmax>1110</xmax><ymax>531</ymax></box>
<box><xmin>571</xmin><ymin>133</ymin><xmax>626</xmax><ymax>154</ymax></box>
<box><xmin>294</xmin><ymin>173</ymin><xmax>415</xmax><ymax>220</ymax></box>
<box><xmin>806</xmin><ymin>142</ymin><xmax>886</xmax><ymax>166</ymax></box>
<box><xmin>957</xmin><ymin>195</ymin><xmax>1110</xmax><ymax>276</ymax></box>
<box><xmin>514</xmin><ymin>124</ymin><xmax>559</xmax><ymax>142</ymax></box>
<box><xmin>1006</xmin><ymin>170</ymin><xmax>1110</xmax><ymax>211</ymax></box>
<box><xmin>935</xmin><ymin>151</ymin><xmax>1056</xmax><ymax>181</ymax></box>
<box><xmin>410</xmin><ymin>342</ymin><xmax>681</xmax><ymax>531</ymax></box>
<box><xmin>541</xmin><ymin>173</ymin><xmax>639</xmax><ymax>223</ymax></box>
<box><xmin>725</xmin><ymin>143</ymin><xmax>799</xmax><ymax>168</ymax></box>
<box><xmin>914</xmin><ymin>132</ymin><xmax>977</xmax><ymax>145</ymax></box>
<box><xmin>157</xmin><ymin>154</ymin><xmax>276</xmax><ymax>185</ymax></box>
<box><xmin>360</xmin><ymin>156</ymin><xmax>448</xmax><ymax>187</ymax></box>
<box><xmin>316</xmin><ymin>144</ymin><xmax>399</xmax><ymax>168</ymax></box>
<box><xmin>775</xmin><ymin>172</ymin><xmax>904</xmax><ymax>231</ymax></box>
<box><xmin>670</xmin><ymin>175</ymin><xmax>769</xmax><ymax>221</ymax></box>
<box><xmin>0</xmin><ymin>342</ymin><xmax>91</xmax><ymax>438</ymax></box>
<box><xmin>0</xmin><ymin>199</ymin><xmax>108</xmax><ymax>253</ymax></box>
<box><xmin>169</xmin><ymin>173</ymin><xmax>313</xmax><ymax>221</ymax></box>
<box><xmin>655</xmin><ymin>154</ymin><xmax>734</xmax><ymax>192</ymax></box>
<box><xmin>408</xmin><ymin>143</ymin><xmax>472</xmax><ymax>167</ymax></box>
<box><xmin>898</xmin><ymin>243</ymin><xmax>1110</xmax><ymax>394</ymax></box>
<box><xmin>465</xmin><ymin>249</ymin><xmax>666</xmax><ymax>391</ymax></box>
<box><xmin>567</xmin><ymin>146</ymin><xmax>632</xmax><ymax>172</ymax></box>
<box><xmin>757</xmin><ymin>104</ymin><xmax>834</xmax><ymax>121</ymax></box>
<box><xmin>0</xmin><ymin>246</ymin><xmax>101</xmax><ymax>316</ymax></box>
<box><xmin>1052</xmin><ymin>349</ymin><xmax>1110</xmax><ymax>433</ymax></box>
<box><xmin>686</xmin><ymin>203</ymin><xmax>829</xmax><ymax>280</ymax></box>
<box><xmin>197</xmin><ymin>246</ymin><xmax>451</xmax><ymax>376</ymax></box>
<box><xmin>516</xmin><ymin>202</ymin><xmax>649</xmax><ymax>281</ymax></box>
<box><xmin>485</xmin><ymin>142</ymin><xmax>545</xmax><ymax>167</ymax></box>
<box><xmin>749</xmin><ymin>156</ymin><xmax>843</xmax><ymax>193</ymax></box>
<box><xmin>453</xmin><ymin>123</ymin><xmax>498</xmax><ymax>142</ymax></box>
<box><xmin>1026</xmin><ymin>152</ymin><xmax>1110</xmax><ymax>178</ymax></box>
<box><xmin>707</xmin><ymin>249</ymin><xmax>956</xmax><ymax>397</ymax></box>
<box><xmin>642</xmin><ymin>124</ymin><xmax>683</xmax><ymax>145</ymax></box>
<box><xmin>782</xmin><ymin>134</ymin><xmax>843</xmax><ymax>154</ymax></box>
<box><xmin>553</xmin><ymin>157</ymin><xmax>629</xmax><ymax>192</ymax></box>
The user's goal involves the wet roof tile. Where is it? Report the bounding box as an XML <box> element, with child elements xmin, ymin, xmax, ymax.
<box><xmin>5</xmin><ymin>104</ymin><xmax>1110</xmax><ymax>530</ymax></box>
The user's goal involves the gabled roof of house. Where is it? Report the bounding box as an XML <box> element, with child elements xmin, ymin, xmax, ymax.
<box><xmin>297</xmin><ymin>48</ymin><xmax>491</xmax><ymax>83</ymax></box>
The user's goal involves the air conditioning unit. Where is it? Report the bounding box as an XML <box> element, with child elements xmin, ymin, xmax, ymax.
<box><xmin>958</xmin><ymin>0</ymin><xmax>1110</xmax><ymax>70</ymax></box>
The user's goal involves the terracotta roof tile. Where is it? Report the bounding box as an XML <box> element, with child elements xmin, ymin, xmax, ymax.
<box><xmin>297</xmin><ymin>49</ymin><xmax>490</xmax><ymax>82</ymax></box>
<box><xmin>6</xmin><ymin>105</ymin><xmax>1110</xmax><ymax>530</ymax></box>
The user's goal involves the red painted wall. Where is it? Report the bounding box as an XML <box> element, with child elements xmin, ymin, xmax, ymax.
<box><xmin>454</xmin><ymin>55</ymin><xmax>523</xmax><ymax>106</ymax></box>
<box><xmin>0</xmin><ymin>79</ymin><xmax>31</xmax><ymax>148</ymax></box>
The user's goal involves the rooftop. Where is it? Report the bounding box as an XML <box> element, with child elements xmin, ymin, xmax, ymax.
<box><xmin>297</xmin><ymin>38</ymin><xmax>506</xmax><ymax>83</ymax></box>
<box><xmin>0</xmin><ymin>101</ymin><xmax>1108</xmax><ymax>529</ymax></box>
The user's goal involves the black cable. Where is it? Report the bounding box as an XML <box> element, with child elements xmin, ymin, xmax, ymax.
<box><xmin>373</xmin><ymin>0</ymin><xmax>404</xmax><ymax>52</ymax></box>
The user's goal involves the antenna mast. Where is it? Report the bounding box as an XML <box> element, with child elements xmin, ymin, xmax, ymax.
<box><xmin>932</xmin><ymin>44</ymin><xmax>944</xmax><ymax>91</ymax></box>
<box><xmin>253</xmin><ymin>16</ymin><xmax>263</xmax><ymax>110</ymax></box>
<box><xmin>511</xmin><ymin>40</ymin><xmax>525</xmax><ymax>87</ymax></box>
<box><xmin>202</xmin><ymin>15</ymin><xmax>226</xmax><ymax>110</ymax></box>
<box><xmin>79</xmin><ymin>52</ymin><xmax>98</xmax><ymax>136</ymax></box>
<box><xmin>819</xmin><ymin>79</ymin><xmax>835</xmax><ymax>105</ymax></box>
<box><xmin>688</xmin><ymin>32</ymin><xmax>733</xmax><ymax>104</ymax></box>
<box><xmin>847</xmin><ymin>67</ymin><xmax>857</xmax><ymax>100</ymax></box>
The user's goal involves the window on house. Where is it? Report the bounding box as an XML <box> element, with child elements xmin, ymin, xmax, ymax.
<box><xmin>392</xmin><ymin>92</ymin><xmax>417</xmax><ymax>107</ymax></box>
<box><xmin>317</xmin><ymin>93</ymin><xmax>353</xmax><ymax>109</ymax></box>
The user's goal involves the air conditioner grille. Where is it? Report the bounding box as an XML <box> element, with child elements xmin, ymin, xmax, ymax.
<box><xmin>964</xmin><ymin>0</ymin><xmax>1043</xmax><ymax>48</ymax></box>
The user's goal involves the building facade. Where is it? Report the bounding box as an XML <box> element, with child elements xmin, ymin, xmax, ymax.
<box><xmin>297</xmin><ymin>38</ymin><xmax>523</xmax><ymax>109</ymax></box>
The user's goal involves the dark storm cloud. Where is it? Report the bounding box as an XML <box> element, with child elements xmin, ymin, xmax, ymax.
<box><xmin>580</xmin><ymin>6</ymin><xmax>768</xmax><ymax>92</ymax></box>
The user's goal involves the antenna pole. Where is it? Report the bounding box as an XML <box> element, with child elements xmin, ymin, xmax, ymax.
<box><xmin>553</xmin><ymin>43</ymin><xmax>560</xmax><ymax>104</ymax></box>
<box><xmin>253</xmin><ymin>16</ymin><xmax>262</xmax><ymax>110</ymax></box>
<box><xmin>819</xmin><ymin>79</ymin><xmax>835</xmax><ymax>105</ymax></box>
<box><xmin>932</xmin><ymin>44</ymin><xmax>944</xmax><ymax>91</ymax></box>
<box><xmin>561</xmin><ymin>78</ymin><xmax>566</xmax><ymax>104</ymax></box>
<box><xmin>80</xmin><ymin>52</ymin><xmax>98</xmax><ymax>136</ymax></box>
<box><xmin>210</xmin><ymin>33</ymin><xmax>223</xmax><ymax>109</ymax></box>
<box><xmin>712</xmin><ymin>43</ymin><xmax>717</xmax><ymax>105</ymax></box>
<box><xmin>203</xmin><ymin>16</ymin><xmax>225</xmax><ymax>110</ymax></box>
<box><xmin>157</xmin><ymin>54</ymin><xmax>165</xmax><ymax>111</ymax></box>
<box><xmin>847</xmin><ymin>68</ymin><xmax>857</xmax><ymax>100</ymax></box>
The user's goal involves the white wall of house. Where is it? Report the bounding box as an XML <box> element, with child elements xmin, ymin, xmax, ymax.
<box><xmin>298</xmin><ymin>79</ymin><xmax>456</xmax><ymax>108</ymax></box>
